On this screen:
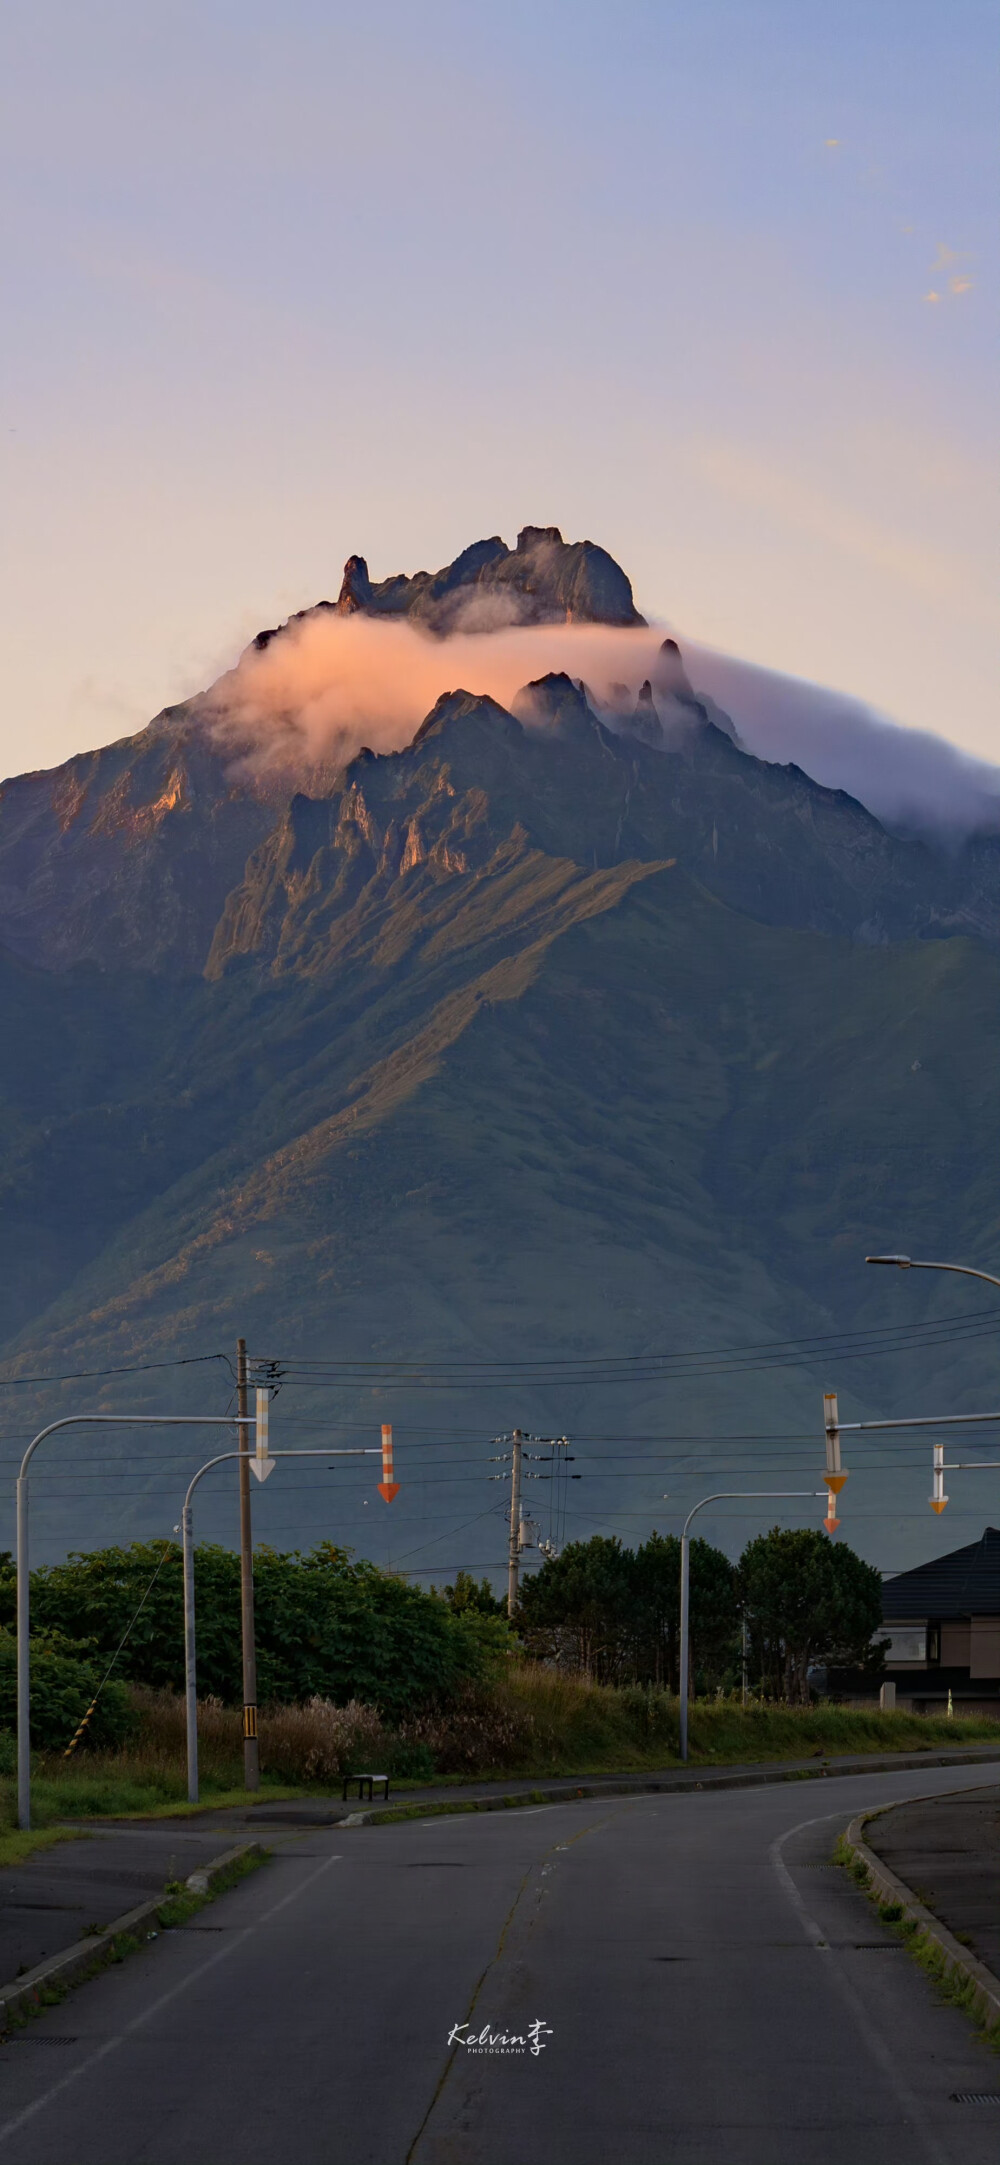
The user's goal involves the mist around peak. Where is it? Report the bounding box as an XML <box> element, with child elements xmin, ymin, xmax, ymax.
<box><xmin>203</xmin><ymin>597</ymin><xmax>1000</xmax><ymax>843</ymax></box>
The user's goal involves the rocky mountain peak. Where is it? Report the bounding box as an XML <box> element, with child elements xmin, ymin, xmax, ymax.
<box><xmin>336</xmin><ymin>555</ymin><xmax>374</xmax><ymax>614</ymax></box>
<box><xmin>510</xmin><ymin>673</ymin><xmax>600</xmax><ymax>741</ymax></box>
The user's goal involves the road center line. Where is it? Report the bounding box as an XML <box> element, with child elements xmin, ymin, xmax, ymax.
<box><xmin>0</xmin><ymin>1851</ymin><xmax>344</xmax><ymax>2150</ymax></box>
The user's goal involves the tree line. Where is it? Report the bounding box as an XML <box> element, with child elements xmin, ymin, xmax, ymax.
<box><xmin>0</xmin><ymin>1542</ymin><xmax>508</xmax><ymax>1751</ymax></box>
<box><xmin>0</xmin><ymin>1524</ymin><xmax>884</xmax><ymax>1754</ymax></box>
<box><xmin>516</xmin><ymin>1528</ymin><xmax>884</xmax><ymax>1701</ymax></box>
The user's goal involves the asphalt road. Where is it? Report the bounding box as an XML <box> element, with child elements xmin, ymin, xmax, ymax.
<box><xmin>0</xmin><ymin>1761</ymin><xmax>998</xmax><ymax>2165</ymax></box>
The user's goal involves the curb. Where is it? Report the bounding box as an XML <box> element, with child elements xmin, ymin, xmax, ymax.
<box><xmin>0</xmin><ymin>1841</ymin><xmax>265</xmax><ymax>2032</ymax></box>
<box><xmin>337</xmin><ymin>1746</ymin><xmax>1000</xmax><ymax>1827</ymax></box>
<box><xmin>842</xmin><ymin>1803</ymin><xmax>1000</xmax><ymax>2035</ymax></box>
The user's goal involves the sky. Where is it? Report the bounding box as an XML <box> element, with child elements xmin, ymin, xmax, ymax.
<box><xmin>0</xmin><ymin>0</ymin><xmax>996</xmax><ymax>782</ymax></box>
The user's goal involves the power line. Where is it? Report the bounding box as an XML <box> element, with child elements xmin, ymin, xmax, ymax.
<box><xmin>0</xmin><ymin>1353</ymin><xmax>233</xmax><ymax>1390</ymax></box>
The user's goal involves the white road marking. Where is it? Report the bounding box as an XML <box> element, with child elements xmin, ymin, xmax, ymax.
<box><xmin>0</xmin><ymin>1852</ymin><xmax>344</xmax><ymax>2149</ymax></box>
<box><xmin>770</xmin><ymin>1809</ymin><xmax>950</xmax><ymax>2165</ymax></box>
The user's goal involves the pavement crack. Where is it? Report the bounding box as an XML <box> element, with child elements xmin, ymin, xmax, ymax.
<box><xmin>405</xmin><ymin>1814</ymin><xmax>612</xmax><ymax>2165</ymax></box>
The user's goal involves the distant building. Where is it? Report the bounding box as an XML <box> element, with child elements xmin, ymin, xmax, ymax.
<box><xmin>872</xmin><ymin>1526</ymin><xmax>1000</xmax><ymax>1712</ymax></box>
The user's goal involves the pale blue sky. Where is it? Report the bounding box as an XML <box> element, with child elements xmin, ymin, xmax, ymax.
<box><xmin>0</xmin><ymin>0</ymin><xmax>995</xmax><ymax>774</ymax></box>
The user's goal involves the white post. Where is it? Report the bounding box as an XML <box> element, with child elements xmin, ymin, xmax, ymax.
<box><xmin>182</xmin><ymin>1503</ymin><xmax>198</xmax><ymax>1805</ymax></box>
<box><xmin>16</xmin><ymin>1476</ymin><xmax>30</xmax><ymax>1830</ymax></box>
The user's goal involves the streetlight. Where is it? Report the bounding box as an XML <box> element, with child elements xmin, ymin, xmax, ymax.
<box><xmin>16</xmin><ymin>1414</ymin><xmax>257</xmax><ymax>1830</ymax></box>
<box><xmin>866</xmin><ymin>1255</ymin><xmax>1000</xmax><ymax>1291</ymax></box>
<box><xmin>677</xmin><ymin>1491</ymin><xmax>827</xmax><ymax>1763</ymax></box>
<box><xmin>180</xmin><ymin>1445</ymin><xmax>383</xmax><ymax>1804</ymax></box>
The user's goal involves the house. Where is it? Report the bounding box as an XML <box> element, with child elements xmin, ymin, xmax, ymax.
<box><xmin>875</xmin><ymin>1525</ymin><xmax>1000</xmax><ymax>1712</ymax></box>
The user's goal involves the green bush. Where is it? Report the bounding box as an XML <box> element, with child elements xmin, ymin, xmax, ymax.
<box><xmin>0</xmin><ymin>1629</ymin><xmax>136</xmax><ymax>1752</ymax></box>
<box><xmin>21</xmin><ymin>1541</ymin><xmax>502</xmax><ymax>1717</ymax></box>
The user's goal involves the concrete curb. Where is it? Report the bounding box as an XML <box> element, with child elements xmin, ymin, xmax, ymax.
<box><xmin>0</xmin><ymin>1840</ymin><xmax>265</xmax><ymax>2032</ymax></box>
<box><xmin>842</xmin><ymin>1802</ymin><xmax>1000</xmax><ymax>2035</ymax></box>
<box><xmin>339</xmin><ymin>1747</ymin><xmax>1000</xmax><ymax>1827</ymax></box>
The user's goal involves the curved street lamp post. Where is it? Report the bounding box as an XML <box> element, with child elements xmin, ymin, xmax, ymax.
<box><xmin>866</xmin><ymin>1255</ymin><xmax>1000</xmax><ymax>1292</ymax></box>
<box><xmin>678</xmin><ymin>1491</ymin><xmax>827</xmax><ymax>1762</ymax></box>
<box><xmin>16</xmin><ymin>1417</ymin><xmax>389</xmax><ymax>1826</ymax></box>
<box><xmin>180</xmin><ymin>1446</ymin><xmax>381</xmax><ymax>1804</ymax></box>
<box><xmin>16</xmin><ymin>1415</ymin><xmax>259</xmax><ymax>1831</ymax></box>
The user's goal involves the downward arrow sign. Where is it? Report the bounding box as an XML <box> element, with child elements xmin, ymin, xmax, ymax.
<box><xmin>379</xmin><ymin>1425</ymin><xmax>399</xmax><ymax>1502</ymax></box>
<box><xmin>250</xmin><ymin>1455</ymin><xmax>275</xmax><ymax>1482</ymax></box>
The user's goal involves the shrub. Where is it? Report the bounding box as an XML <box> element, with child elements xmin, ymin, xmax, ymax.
<box><xmin>25</xmin><ymin>1541</ymin><xmax>499</xmax><ymax>1715</ymax></box>
<box><xmin>0</xmin><ymin>1629</ymin><xmax>136</xmax><ymax>1752</ymax></box>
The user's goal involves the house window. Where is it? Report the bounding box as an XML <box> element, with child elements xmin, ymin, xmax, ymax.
<box><xmin>880</xmin><ymin>1626</ymin><xmax>927</xmax><ymax>1664</ymax></box>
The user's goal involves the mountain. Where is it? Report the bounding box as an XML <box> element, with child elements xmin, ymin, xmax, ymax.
<box><xmin>1</xmin><ymin>529</ymin><xmax>998</xmax><ymax>1573</ymax></box>
<box><xmin>258</xmin><ymin>523</ymin><xmax>647</xmax><ymax>640</ymax></box>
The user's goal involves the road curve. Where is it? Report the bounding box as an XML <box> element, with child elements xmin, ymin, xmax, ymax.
<box><xmin>0</xmin><ymin>1760</ymin><xmax>997</xmax><ymax>2165</ymax></box>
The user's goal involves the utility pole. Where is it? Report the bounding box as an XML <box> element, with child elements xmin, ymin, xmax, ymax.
<box><xmin>236</xmin><ymin>1339</ymin><xmax>259</xmax><ymax>1790</ymax></box>
<box><xmin>507</xmin><ymin>1430</ymin><xmax>523</xmax><ymax>1618</ymax></box>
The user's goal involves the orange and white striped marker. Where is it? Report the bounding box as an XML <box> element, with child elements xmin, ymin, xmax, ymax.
<box><xmin>378</xmin><ymin>1423</ymin><xmax>399</xmax><ymax>1502</ymax></box>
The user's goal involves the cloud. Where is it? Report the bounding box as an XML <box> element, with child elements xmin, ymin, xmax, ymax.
<box><xmin>201</xmin><ymin>609</ymin><xmax>1000</xmax><ymax>842</ymax></box>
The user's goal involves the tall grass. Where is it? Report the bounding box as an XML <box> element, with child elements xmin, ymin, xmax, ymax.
<box><xmin>2</xmin><ymin>1673</ymin><xmax>996</xmax><ymax>1824</ymax></box>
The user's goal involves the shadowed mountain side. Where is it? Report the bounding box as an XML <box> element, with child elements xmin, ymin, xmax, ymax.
<box><xmin>0</xmin><ymin>709</ymin><xmax>276</xmax><ymax>973</ymax></box>
<box><xmin>0</xmin><ymin>851</ymin><xmax>667</xmax><ymax>1347</ymax></box>
<box><xmin>2</xmin><ymin>872</ymin><xmax>998</xmax><ymax>1567</ymax></box>
<box><xmin>207</xmin><ymin>685</ymin><xmax>1000</xmax><ymax>978</ymax></box>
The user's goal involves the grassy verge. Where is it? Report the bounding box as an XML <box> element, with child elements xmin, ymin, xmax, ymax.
<box><xmin>2</xmin><ymin>1672</ymin><xmax>996</xmax><ymax>1827</ymax></box>
<box><xmin>834</xmin><ymin>1833</ymin><xmax>1000</xmax><ymax>2052</ymax></box>
<box><xmin>3</xmin><ymin>1846</ymin><xmax>269</xmax><ymax>2032</ymax></box>
<box><xmin>0</xmin><ymin>1825</ymin><xmax>83</xmax><ymax>1869</ymax></box>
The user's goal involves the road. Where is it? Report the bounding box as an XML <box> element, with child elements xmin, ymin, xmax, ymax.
<box><xmin>0</xmin><ymin>1761</ymin><xmax>997</xmax><ymax>2165</ymax></box>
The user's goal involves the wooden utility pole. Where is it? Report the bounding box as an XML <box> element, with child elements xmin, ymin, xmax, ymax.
<box><xmin>236</xmin><ymin>1339</ymin><xmax>259</xmax><ymax>1790</ymax></box>
<box><xmin>506</xmin><ymin>1430</ymin><xmax>524</xmax><ymax>1618</ymax></box>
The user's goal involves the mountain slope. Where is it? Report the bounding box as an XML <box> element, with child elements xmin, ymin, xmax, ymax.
<box><xmin>1</xmin><ymin>530</ymin><xmax>998</xmax><ymax>1570</ymax></box>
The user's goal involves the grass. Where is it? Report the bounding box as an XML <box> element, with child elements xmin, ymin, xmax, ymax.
<box><xmin>2</xmin><ymin>1844</ymin><xmax>269</xmax><ymax>2035</ymax></box>
<box><xmin>835</xmin><ymin>1829</ymin><xmax>1000</xmax><ymax>2054</ymax></box>
<box><xmin>0</xmin><ymin>1825</ymin><xmax>83</xmax><ymax>1869</ymax></box>
<box><xmin>2</xmin><ymin>1674</ymin><xmax>996</xmax><ymax>1828</ymax></box>
<box><xmin>156</xmin><ymin>1846</ymin><xmax>266</xmax><ymax>1927</ymax></box>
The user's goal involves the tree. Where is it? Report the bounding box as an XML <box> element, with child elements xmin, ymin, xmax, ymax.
<box><xmin>517</xmin><ymin>1537</ymin><xmax>635</xmax><ymax>1680</ymax></box>
<box><xmin>738</xmin><ymin>1528</ymin><xmax>883</xmax><ymax>1704</ymax></box>
<box><xmin>24</xmin><ymin>1540</ymin><xmax>497</xmax><ymax>1716</ymax></box>
<box><xmin>431</xmin><ymin>1570</ymin><xmax>506</xmax><ymax>1618</ymax></box>
<box><xmin>517</xmin><ymin>1532</ymin><xmax>738</xmax><ymax>1689</ymax></box>
<box><xmin>632</xmin><ymin>1533</ymin><xmax>738</xmax><ymax>1692</ymax></box>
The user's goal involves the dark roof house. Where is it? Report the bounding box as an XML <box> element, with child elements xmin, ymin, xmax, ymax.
<box><xmin>882</xmin><ymin>1526</ymin><xmax>1000</xmax><ymax>1621</ymax></box>
<box><xmin>876</xmin><ymin>1527</ymin><xmax>1000</xmax><ymax>1706</ymax></box>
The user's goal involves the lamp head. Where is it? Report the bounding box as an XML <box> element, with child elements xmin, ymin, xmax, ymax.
<box><xmin>865</xmin><ymin>1254</ymin><xmax>911</xmax><ymax>1267</ymax></box>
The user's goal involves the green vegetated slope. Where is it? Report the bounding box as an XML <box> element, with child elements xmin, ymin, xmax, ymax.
<box><xmin>1</xmin><ymin>664</ymin><xmax>998</xmax><ymax>1566</ymax></box>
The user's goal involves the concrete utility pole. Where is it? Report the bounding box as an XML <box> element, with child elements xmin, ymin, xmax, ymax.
<box><xmin>181</xmin><ymin>1441</ymin><xmax>386</xmax><ymax>1804</ymax></box>
<box><xmin>507</xmin><ymin>1430</ymin><xmax>524</xmax><ymax>1618</ymax></box>
<box><xmin>236</xmin><ymin>1339</ymin><xmax>259</xmax><ymax>1790</ymax></box>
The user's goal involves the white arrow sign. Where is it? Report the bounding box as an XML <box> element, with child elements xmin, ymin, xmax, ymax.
<box><xmin>252</xmin><ymin>1387</ymin><xmax>274</xmax><ymax>1480</ymax></box>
